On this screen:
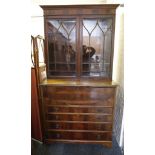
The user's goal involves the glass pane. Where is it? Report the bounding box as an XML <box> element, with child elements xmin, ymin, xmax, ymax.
<box><xmin>47</xmin><ymin>19</ymin><xmax>76</xmax><ymax>76</ymax></box>
<box><xmin>82</xmin><ymin>18</ymin><xmax>112</xmax><ymax>77</ymax></box>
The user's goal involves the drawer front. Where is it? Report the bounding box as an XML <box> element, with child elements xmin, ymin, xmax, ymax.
<box><xmin>46</xmin><ymin>131</ymin><xmax>112</xmax><ymax>141</ymax></box>
<box><xmin>46</xmin><ymin>106</ymin><xmax>113</xmax><ymax>114</ymax></box>
<box><xmin>42</xmin><ymin>87</ymin><xmax>115</xmax><ymax>102</ymax></box>
<box><xmin>46</xmin><ymin>113</ymin><xmax>113</xmax><ymax>122</ymax></box>
<box><xmin>46</xmin><ymin>122</ymin><xmax>112</xmax><ymax>131</ymax></box>
<box><xmin>41</xmin><ymin>86</ymin><xmax>115</xmax><ymax>143</ymax></box>
<box><xmin>44</xmin><ymin>98</ymin><xmax>114</xmax><ymax>106</ymax></box>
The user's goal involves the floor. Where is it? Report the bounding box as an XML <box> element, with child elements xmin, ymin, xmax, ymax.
<box><xmin>31</xmin><ymin>136</ymin><xmax>123</xmax><ymax>155</ymax></box>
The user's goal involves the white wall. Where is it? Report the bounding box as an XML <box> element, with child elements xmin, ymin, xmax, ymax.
<box><xmin>31</xmin><ymin>3</ymin><xmax>44</xmax><ymax>37</ymax></box>
<box><xmin>32</xmin><ymin>0</ymin><xmax>124</xmax><ymax>5</ymax></box>
<box><xmin>113</xmin><ymin>6</ymin><xmax>124</xmax><ymax>84</ymax></box>
<box><xmin>31</xmin><ymin>0</ymin><xmax>124</xmax><ymax>36</ymax></box>
<box><xmin>112</xmin><ymin>5</ymin><xmax>124</xmax><ymax>148</ymax></box>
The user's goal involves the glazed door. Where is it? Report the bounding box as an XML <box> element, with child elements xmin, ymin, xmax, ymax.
<box><xmin>45</xmin><ymin>17</ymin><xmax>78</xmax><ymax>77</ymax></box>
<box><xmin>81</xmin><ymin>16</ymin><xmax>114</xmax><ymax>78</ymax></box>
<box><xmin>45</xmin><ymin>16</ymin><xmax>114</xmax><ymax>79</ymax></box>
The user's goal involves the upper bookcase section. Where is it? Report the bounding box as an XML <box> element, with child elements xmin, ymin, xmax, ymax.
<box><xmin>40</xmin><ymin>5</ymin><xmax>119</xmax><ymax>79</ymax></box>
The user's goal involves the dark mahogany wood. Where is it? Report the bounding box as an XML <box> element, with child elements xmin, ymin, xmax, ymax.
<box><xmin>40</xmin><ymin>5</ymin><xmax>119</xmax><ymax>16</ymax></box>
<box><xmin>46</xmin><ymin>113</ymin><xmax>113</xmax><ymax>122</ymax></box>
<box><xmin>39</xmin><ymin>80</ymin><xmax>117</xmax><ymax>147</ymax></box>
<box><xmin>46</xmin><ymin>106</ymin><xmax>113</xmax><ymax>113</ymax></box>
<box><xmin>46</xmin><ymin>121</ymin><xmax>112</xmax><ymax>131</ymax></box>
<box><xmin>39</xmin><ymin>5</ymin><xmax>119</xmax><ymax>147</ymax></box>
<box><xmin>45</xmin><ymin>139</ymin><xmax>112</xmax><ymax>147</ymax></box>
<box><xmin>41</xmin><ymin>4</ymin><xmax>119</xmax><ymax>80</ymax></box>
<box><xmin>44</xmin><ymin>98</ymin><xmax>114</xmax><ymax>106</ymax></box>
<box><xmin>46</xmin><ymin>130</ymin><xmax>112</xmax><ymax>141</ymax></box>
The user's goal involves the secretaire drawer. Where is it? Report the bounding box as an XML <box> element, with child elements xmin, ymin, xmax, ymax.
<box><xmin>42</xmin><ymin>86</ymin><xmax>115</xmax><ymax>101</ymax></box>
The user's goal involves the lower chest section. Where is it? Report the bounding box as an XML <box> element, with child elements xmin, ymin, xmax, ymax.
<box><xmin>40</xmin><ymin>86</ymin><xmax>116</xmax><ymax>147</ymax></box>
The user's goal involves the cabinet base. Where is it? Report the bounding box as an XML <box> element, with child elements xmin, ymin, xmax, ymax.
<box><xmin>44</xmin><ymin>139</ymin><xmax>112</xmax><ymax>147</ymax></box>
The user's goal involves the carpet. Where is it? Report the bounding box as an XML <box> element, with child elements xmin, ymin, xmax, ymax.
<box><xmin>31</xmin><ymin>136</ymin><xmax>123</xmax><ymax>155</ymax></box>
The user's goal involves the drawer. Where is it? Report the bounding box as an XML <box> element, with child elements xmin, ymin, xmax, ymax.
<box><xmin>46</xmin><ymin>106</ymin><xmax>113</xmax><ymax>114</ymax></box>
<box><xmin>42</xmin><ymin>87</ymin><xmax>115</xmax><ymax>101</ymax></box>
<box><xmin>46</xmin><ymin>113</ymin><xmax>113</xmax><ymax>122</ymax></box>
<box><xmin>45</xmin><ymin>131</ymin><xmax>112</xmax><ymax>141</ymax></box>
<box><xmin>44</xmin><ymin>97</ymin><xmax>114</xmax><ymax>106</ymax></box>
<box><xmin>46</xmin><ymin>121</ymin><xmax>112</xmax><ymax>131</ymax></box>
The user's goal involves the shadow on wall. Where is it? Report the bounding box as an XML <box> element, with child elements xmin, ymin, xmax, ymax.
<box><xmin>112</xmin><ymin>5</ymin><xmax>124</xmax><ymax>149</ymax></box>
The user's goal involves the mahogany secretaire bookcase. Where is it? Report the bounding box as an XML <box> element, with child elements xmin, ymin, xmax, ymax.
<box><xmin>39</xmin><ymin>4</ymin><xmax>119</xmax><ymax>147</ymax></box>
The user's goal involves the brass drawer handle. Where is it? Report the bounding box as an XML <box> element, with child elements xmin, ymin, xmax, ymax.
<box><xmin>55</xmin><ymin>124</ymin><xmax>60</xmax><ymax>129</ymax></box>
<box><xmin>97</xmin><ymin>124</ymin><xmax>102</xmax><ymax>130</ymax></box>
<box><xmin>56</xmin><ymin>133</ymin><xmax>60</xmax><ymax>138</ymax></box>
<box><xmin>55</xmin><ymin>115</ymin><xmax>59</xmax><ymax>120</ymax></box>
<box><xmin>97</xmin><ymin>134</ymin><xmax>101</xmax><ymax>140</ymax></box>
<box><xmin>97</xmin><ymin>109</ymin><xmax>102</xmax><ymax>113</ymax></box>
<box><xmin>54</xmin><ymin>107</ymin><xmax>59</xmax><ymax>112</ymax></box>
